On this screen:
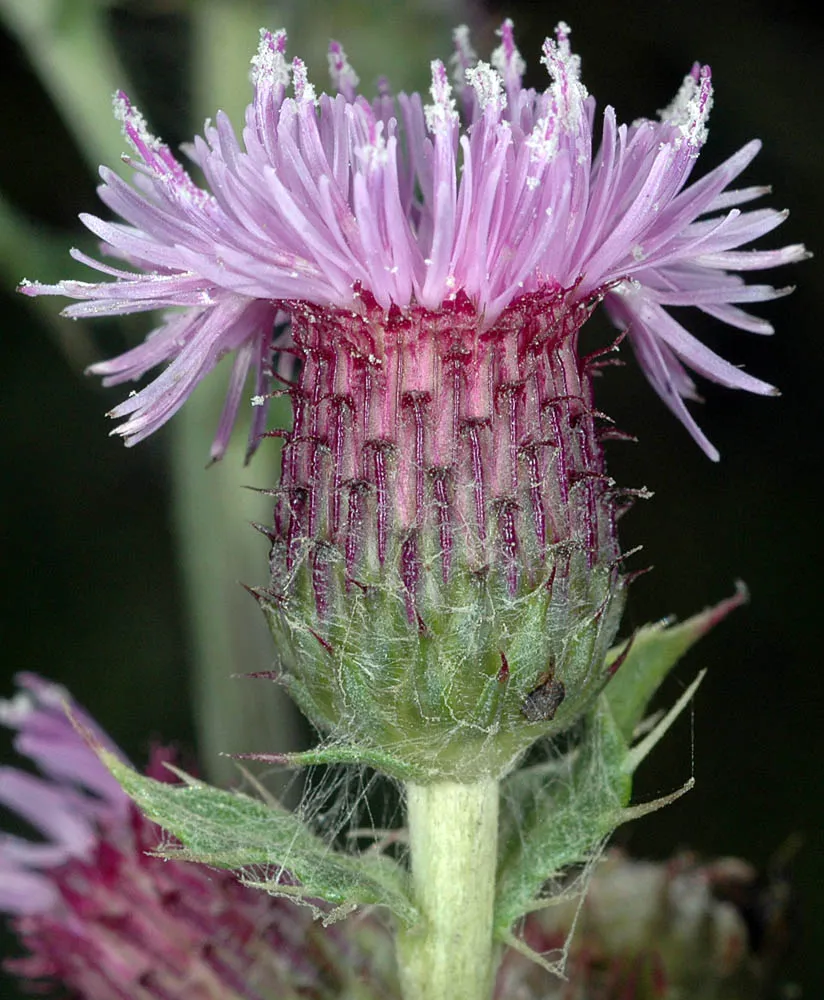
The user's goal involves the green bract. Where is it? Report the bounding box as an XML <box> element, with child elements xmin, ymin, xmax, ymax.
<box><xmin>260</xmin><ymin>544</ymin><xmax>625</xmax><ymax>782</ymax></box>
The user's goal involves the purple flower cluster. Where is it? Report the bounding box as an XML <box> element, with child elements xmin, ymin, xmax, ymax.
<box><xmin>0</xmin><ymin>674</ymin><xmax>381</xmax><ymax>1000</ymax></box>
<box><xmin>21</xmin><ymin>21</ymin><xmax>802</xmax><ymax>461</ymax></box>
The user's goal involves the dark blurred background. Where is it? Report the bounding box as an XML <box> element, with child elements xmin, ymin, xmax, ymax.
<box><xmin>1</xmin><ymin>0</ymin><xmax>821</xmax><ymax>996</ymax></box>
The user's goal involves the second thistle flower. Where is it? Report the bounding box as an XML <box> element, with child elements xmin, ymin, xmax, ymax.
<box><xmin>249</xmin><ymin>25</ymin><xmax>795</xmax><ymax>780</ymax></box>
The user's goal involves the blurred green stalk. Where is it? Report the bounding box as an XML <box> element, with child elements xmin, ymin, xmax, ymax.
<box><xmin>0</xmin><ymin>0</ymin><xmax>129</xmax><ymax>365</ymax></box>
<box><xmin>0</xmin><ymin>0</ymin><xmax>129</xmax><ymax>171</ymax></box>
<box><xmin>169</xmin><ymin>388</ymin><xmax>303</xmax><ymax>786</ymax></box>
<box><xmin>176</xmin><ymin>0</ymin><xmax>304</xmax><ymax>786</ymax></box>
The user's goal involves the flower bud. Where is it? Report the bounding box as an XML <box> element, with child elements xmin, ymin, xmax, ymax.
<box><xmin>498</xmin><ymin>849</ymin><xmax>792</xmax><ymax>1000</ymax></box>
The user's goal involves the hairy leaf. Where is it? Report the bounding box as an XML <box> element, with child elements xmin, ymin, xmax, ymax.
<box><xmin>99</xmin><ymin>749</ymin><xmax>419</xmax><ymax>926</ymax></box>
<box><xmin>604</xmin><ymin>584</ymin><xmax>747</xmax><ymax>740</ymax></box>
<box><xmin>495</xmin><ymin>703</ymin><xmax>631</xmax><ymax>932</ymax></box>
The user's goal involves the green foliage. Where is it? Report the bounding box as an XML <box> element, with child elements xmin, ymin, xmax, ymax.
<box><xmin>267</xmin><ymin>743</ymin><xmax>424</xmax><ymax>782</ymax></box>
<box><xmin>495</xmin><ymin>701</ymin><xmax>631</xmax><ymax>934</ymax></box>
<box><xmin>494</xmin><ymin>590</ymin><xmax>744</xmax><ymax>956</ymax></box>
<box><xmin>604</xmin><ymin>583</ymin><xmax>747</xmax><ymax>741</ymax></box>
<box><xmin>98</xmin><ymin>749</ymin><xmax>419</xmax><ymax>926</ymax></box>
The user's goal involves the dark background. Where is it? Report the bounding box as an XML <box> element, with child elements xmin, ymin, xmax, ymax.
<box><xmin>1</xmin><ymin>0</ymin><xmax>821</xmax><ymax>996</ymax></box>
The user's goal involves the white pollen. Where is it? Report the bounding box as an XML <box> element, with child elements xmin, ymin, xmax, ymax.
<box><xmin>526</xmin><ymin>116</ymin><xmax>558</xmax><ymax>162</ymax></box>
<box><xmin>659</xmin><ymin>67</ymin><xmax>713</xmax><ymax>147</ymax></box>
<box><xmin>450</xmin><ymin>25</ymin><xmax>478</xmax><ymax>91</ymax></box>
<box><xmin>540</xmin><ymin>23</ymin><xmax>588</xmax><ymax>134</ymax></box>
<box><xmin>251</xmin><ymin>29</ymin><xmax>290</xmax><ymax>88</ymax></box>
<box><xmin>251</xmin><ymin>395</ymin><xmax>266</xmax><ymax>407</ymax></box>
<box><xmin>327</xmin><ymin>41</ymin><xmax>359</xmax><ymax>95</ymax></box>
<box><xmin>465</xmin><ymin>61</ymin><xmax>507</xmax><ymax>113</ymax></box>
<box><xmin>425</xmin><ymin>59</ymin><xmax>458</xmax><ymax>133</ymax></box>
<box><xmin>490</xmin><ymin>18</ymin><xmax>526</xmax><ymax>86</ymax></box>
<box><xmin>360</xmin><ymin>134</ymin><xmax>389</xmax><ymax>168</ymax></box>
<box><xmin>291</xmin><ymin>57</ymin><xmax>317</xmax><ymax>105</ymax></box>
<box><xmin>113</xmin><ymin>92</ymin><xmax>162</xmax><ymax>155</ymax></box>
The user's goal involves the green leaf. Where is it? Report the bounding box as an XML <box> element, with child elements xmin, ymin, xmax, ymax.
<box><xmin>604</xmin><ymin>583</ymin><xmax>747</xmax><ymax>741</ymax></box>
<box><xmin>494</xmin><ymin>703</ymin><xmax>631</xmax><ymax>933</ymax></box>
<box><xmin>622</xmin><ymin>669</ymin><xmax>706</xmax><ymax>775</ymax></box>
<box><xmin>495</xmin><ymin>666</ymin><xmax>707</xmax><ymax>935</ymax></box>
<box><xmin>99</xmin><ymin>748</ymin><xmax>419</xmax><ymax>926</ymax></box>
<box><xmin>241</xmin><ymin>741</ymin><xmax>428</xmax><ymax>782</ymax></box>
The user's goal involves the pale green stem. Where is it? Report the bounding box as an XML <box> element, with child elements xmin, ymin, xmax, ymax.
<box><xmin>182</xmin><ymin>0</ymin><xmax>303</xmax><ymax>786</ymax></box>
<box><xmin>397</xmin><ymin>780</ymin><xmax>500</xmax><ymax>1000</ymax></box>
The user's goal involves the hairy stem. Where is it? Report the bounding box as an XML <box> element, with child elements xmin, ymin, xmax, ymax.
<box><xmin>397</xmin><ymin>780</ymin><xmax>500</xmax><ymax>1000</ymax></box>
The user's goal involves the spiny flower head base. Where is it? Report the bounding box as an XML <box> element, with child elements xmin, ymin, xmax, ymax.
<box><xmin>254</xmin><ymin>281</ymin><xmax>627</xmax><ymax>779</ymax></box>
<box><xmin>20</xmin><ymin>20</ymin><xmax>801</xmax><ymax>462</ymax></box>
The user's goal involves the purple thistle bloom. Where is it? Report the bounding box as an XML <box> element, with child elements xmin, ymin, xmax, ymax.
<box><xmin>20</xmin><ymin>20</ymin><xmax>802</xmax><ymax>462</ymax></box>
<box><xmin>0</xmin><ymin>674</ymin><xmax>392</xmax><ymax>1000</ymax></box>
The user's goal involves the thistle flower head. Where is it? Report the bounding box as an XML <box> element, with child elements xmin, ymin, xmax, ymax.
<box><xmin>20</xmin><ymin>22</ymin><xmax>803</xmax><ymax>776</ymax></box>
<box><xmin>0</xmin><ymin>674</ymin><xmax>391</xmax><ymax>1000</ymax></box>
